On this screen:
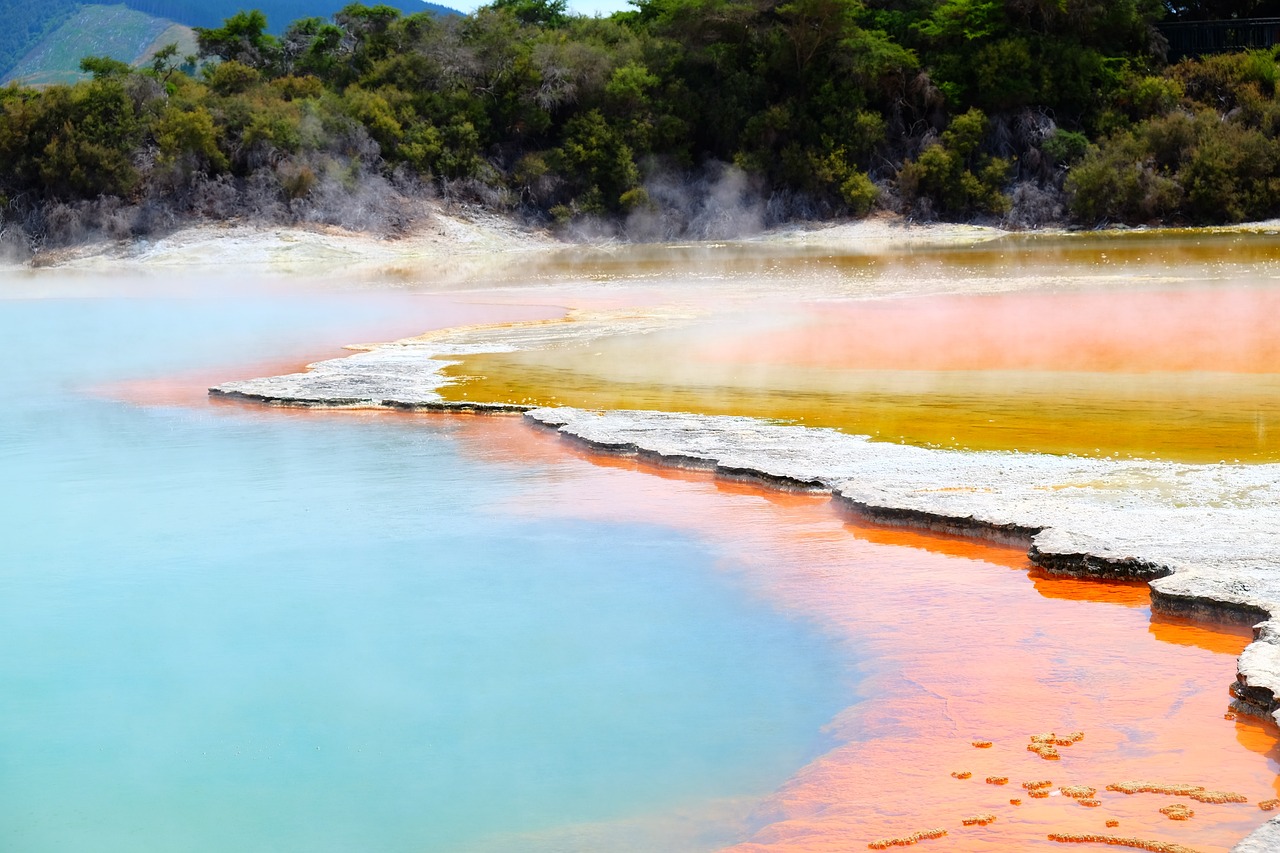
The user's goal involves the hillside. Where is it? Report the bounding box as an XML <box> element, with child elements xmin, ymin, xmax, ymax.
<box><xmin>119</xmin><ymin>0</ymin><xmax>459</xmax><ymax>31</ymax></box>
<box><xmin>0</xmin><ymin>0</ymin><xmax>461</xmax><ymax>81</ymax></box>
<box><xmin>3</xmin><ymin>5</ymin><xmax>196</xmax><ymax>86</ymax></box>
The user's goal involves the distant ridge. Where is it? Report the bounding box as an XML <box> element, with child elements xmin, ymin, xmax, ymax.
<box><xmin>4</xmin><ymin>5</ymin><xmax>196</xmax><ymax>86</ymax></box>
<box><xmin>118</xmin><ymin>0</ymin><xmax>461</xmax><ymax>31</ymax></box>
<box><xmin>0</xmin><ymin>0</ymin><xmax>462</xmax><ymax>82</ymax></box>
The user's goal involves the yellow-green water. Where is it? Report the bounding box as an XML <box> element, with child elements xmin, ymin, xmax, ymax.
<box><xmin>439</xmin><ymin>230</ymin><xmax>1280</xmax><ymax>463</ymax></box>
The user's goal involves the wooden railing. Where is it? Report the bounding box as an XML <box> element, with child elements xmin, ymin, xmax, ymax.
<box><xmin>1157</xmin><ymin>18</ymin><xmax>1280</xmax><ymax>60</ymax></box>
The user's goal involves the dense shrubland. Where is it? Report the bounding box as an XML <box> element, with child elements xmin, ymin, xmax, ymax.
<box><xmin>5</xmin><ymin>0</ymin><xmax>1280</xmax><ymax>252</ymax></box>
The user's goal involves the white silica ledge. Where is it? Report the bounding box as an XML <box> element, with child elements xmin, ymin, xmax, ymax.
<box><xmin>523</xmin><ymin>407</ymin><xmax>1280</xmax><ymax>730</ymax></box>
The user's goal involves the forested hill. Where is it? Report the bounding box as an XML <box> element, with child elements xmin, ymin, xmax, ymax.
<box><xmin>119</xmin><ymin>0</ymin><xmax>459</xmax><ymax>30</ymax></box>
<box><xmin>0</xmin><ymin>0</ymin><xmax>460</xmax><ymax>81</ymax></box>
<box><xmin>5</xmin><ymin>0</ymin><xmax>1280</xmax><ymax>256</ymax></box>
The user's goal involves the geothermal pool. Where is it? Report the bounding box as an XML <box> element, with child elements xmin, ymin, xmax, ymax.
<box><xmin>5</xmin><ymin>228</ymin><xmax>1280</xmax><ymax>852</ymax></box>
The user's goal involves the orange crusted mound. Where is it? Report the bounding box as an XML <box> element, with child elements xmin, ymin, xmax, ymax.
<box><xmin>962</xmin><ymin>813</ymin><xmax>996</xmax><ymax>826</ymax></box>
<box><xmin>950</xmin><ymin>771</ymin><xmax>972</xmax><ymax>780</ymax></box>
<box><xmin>1029</xmin><ymin>743</ymin><xmax>1062</xmax><ymax>760</ymax></box>
<box><xmin>1047</xmin><ymin>833</ymin><xmax>1203</xmax><ymax>852</ymax></box>
<box><xmin>1106</xmin><ymin>820</ymin><xmax>1120</xmax><ymax>828</ymax></box>
<box><xmin>1061</xmin><ymin>786</ymin><xmax>1098</xmax><ymax>799</ymax></box>
<box><xmin>972</xmin><ymin>740</ymin><xmax>993</xmax><ymax>749</ymax></box>
<box><xmin>1010</xmin><ymin>798</ymin><xmax>1022</xmax><ymax>806</ymax></box>
<box><xmin>1260</xmin><ymin>799</ymin><xmax>1280</xmax><ymax>811</ymax></box>
<box><xmin>868</xmin><ymin>828</ymin><xmax>947</xmax><ymax>849</ymax></box>
<box><xmin>1079</xmin><ymin>799</ymin><xmax>1102</xmax><ymax>808</ymax></box>
<box><xmin>986</xmin><ymin>776</ymin><xmax>1009</xmax><ymax>785</ymax></box>
<box><xmin>1105</xmin><ymin>781</ymin><xmax>1247</xmax><ymax>804</ymax></box>
<box><xmin>1160</xmin><ymin>804</ymin><xmax>1194</xmax><ymax>821</ymax></box>
<box><xmin>1024</xmin><ymin>780</ymin><xmax>1054</xmax><ymax>790</ymax></box>
<box><xmin>1033</xmin><ymin>731</ymin><xmax>1086</xmax><ymax>746</ymax></box>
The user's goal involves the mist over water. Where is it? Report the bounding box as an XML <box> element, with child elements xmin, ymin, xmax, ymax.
<box><xmin>439</xmin><ymin>231</ymin><xmax>1280</xmax><ymax>462</ymax></box>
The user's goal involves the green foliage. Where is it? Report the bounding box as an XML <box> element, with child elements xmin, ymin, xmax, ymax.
<box><xmin>80</xmin><ymin>56</ymin><xmax>135</xmax><ymax>80</ymax></box>
<box><xmin>899</xmin><ymin>109</ymin><xmax>1009</xmax><ymax>217</ymax></box>
<box><xmin>7</xmin><ymin>0</ymin><xmax>1280</xmax><ymax>230</ymax></box>
<box><xmin>839</xmin><ymin>169</ymin><xmax>878</xmax><ymax>215</ymax></box>
<box><xmin>195</xmin><ymin>10</ymin><xmax>280</xmax><ymax>70</ymax></box>
<box><xmin>154</xmin><ymin>104</ymin><xmax>228</xmax><ymax>173</ymax></box>
<box><xmin>205</xmin><ymin>60</ymin><xmax>262</xmax><ymax>95</ymax></box>
<box><xmin>0</xmin><ymin>77</ymin><xmax>145</xmax><ymax>198</ymax></box>
<box><xmin>550</xmin><ymin>109</ymin><xmax>639</xmax><ymax>211</ymax></box>
<box><xmin>489</xmin><ymin>0</ymin><xmax>567</xmax><ymax>28</ymax></box>
<box><xmin>915</xmin><ymin>0</ymin><xmax>1003</xmax><ymax>42</ymax></box>
<box><xmin>1042</xmin><ymin>129</ymin><xmax>1088</xmax><ymax>165</ymax></box>
<box><xmin>1065</xmin><ymin>134</ymin><xmax>1182</xmax><ymax>224</ymax></box>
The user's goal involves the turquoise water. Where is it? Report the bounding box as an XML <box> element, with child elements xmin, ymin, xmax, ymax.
<box><xmin>0</xmin><ymin>284</ymin><xmax>851</xmax><ymax>852</ymax></box>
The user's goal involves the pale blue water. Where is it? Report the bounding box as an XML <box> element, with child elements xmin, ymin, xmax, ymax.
<box><xmin>0</xmin><ymin>281</ymin><xmax>851</xmax><ymax>852</ymax></box>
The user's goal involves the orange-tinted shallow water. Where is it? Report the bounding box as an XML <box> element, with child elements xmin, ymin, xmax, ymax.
<box><xmin>438</xmin><ymin>417</ymin><xmax>1279</xmax><ymax>852</ymax></box>
<box><xmin>441</xmin><ymin>285</ymin><xmax>1280</xmax><ymax>462</ymax></box>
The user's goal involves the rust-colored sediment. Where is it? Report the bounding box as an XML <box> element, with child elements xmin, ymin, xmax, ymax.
<box><xmin>699</xmin><ymin>290</ymin><xmax>1280</xmax><ymax>374</ymax></box>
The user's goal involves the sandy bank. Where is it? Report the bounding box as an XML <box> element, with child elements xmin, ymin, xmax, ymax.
<box><xmin>32</xmin><ymin>205</ymin><xmax>557</xmax><ymax>277</ymax></box>
<box><xmin>27</xmin><ymin>209</ymin><xmax>1026</xmax><ymax>276</ymax></box>
<box><xmin>27</xmin><ymin>206</ymin><xmax>1280</xmax><ymax>277</ymax></box>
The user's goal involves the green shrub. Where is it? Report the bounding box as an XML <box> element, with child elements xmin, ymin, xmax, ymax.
<box><xmin>1042</xmin><ymin>129</ymin><xmax>1088</xmax><ymax>165</ymax></box>
<box><xmin>1065</xmin><ymin>133</ymin><xmax>1181</xmax><ymax>223</ymax></box>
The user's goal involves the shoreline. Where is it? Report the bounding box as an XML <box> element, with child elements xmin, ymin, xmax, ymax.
<box><xmin>208</xmin><ymin>369</ymin><xmax>1280</xmax><ymax>717</ymax></box>
<box><xmin>20</xmin><ymin>205</ymin><xmax>1280</xmax><ymax>277</ymax></box>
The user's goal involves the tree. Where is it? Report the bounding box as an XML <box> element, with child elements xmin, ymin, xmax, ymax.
<box><xmin>195</xmin><ymin>10</ymin><xmax>281</xmax><ymax>72</ymax></box>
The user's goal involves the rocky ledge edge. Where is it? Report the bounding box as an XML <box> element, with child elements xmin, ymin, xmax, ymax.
<box><xmin>520</xmin><ymin>408</ymin><xmax>1280</xmax><ymax>716</ymax></box>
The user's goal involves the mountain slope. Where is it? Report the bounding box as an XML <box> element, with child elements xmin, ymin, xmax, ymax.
<box><xmin>119</xmin><ymin>0</ymin><xmax>460</xmax><ymax>31</ymax></box>
<box><xmin>0</xmin><ymin>0</ymin><xmax>462</xmax><ymax>81</ymax></box>
<box><xmin>4</xmin><ymin>5</ymin><xmax>196</xmax><ymax>86</ymax></box>
<box><xmin>0</xmin><ymin>1</ymin><xmax>81</xmax><ymax>80</ymax></box>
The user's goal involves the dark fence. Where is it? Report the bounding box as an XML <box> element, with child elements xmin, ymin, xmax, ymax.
<box><xmin>1157</xmin><ymin>18</ymin><xmax>1280</xmax><ymax>60</ymax></box>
